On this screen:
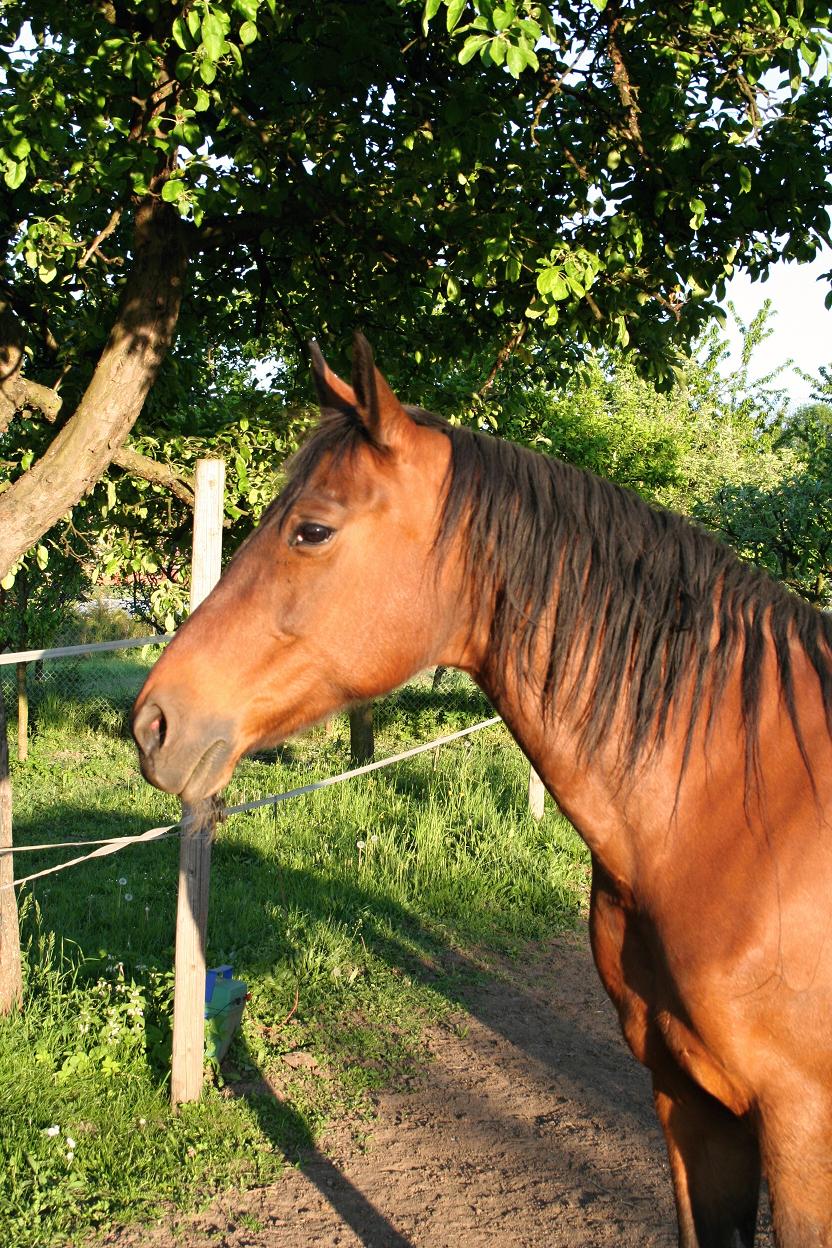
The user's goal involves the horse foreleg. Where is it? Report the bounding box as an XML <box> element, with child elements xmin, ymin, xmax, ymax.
<box><xmin>589</xmin><ymin>863</ymin><xmax>761</xmax><ymax>1248</ymax></box>
<box><xmin>652</xmin><ymin>1066</ymin><xmax>760</xmax><ymax>1248</ymax></box>
<box><xmin>758</xmin><ymin>1105</ymin><xmax>832</xmax><ymax>1247</ymax></box>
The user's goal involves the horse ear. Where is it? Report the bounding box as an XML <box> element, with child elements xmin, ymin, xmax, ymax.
<box><xmin>351</xmin><ymin>332</ymin><xmax>411</xmax><ymax>449</ymax></box>
<box><xmin>309</xmin><ymin>340</ymin><xmax>358</xmax><ymax>412</ymax></box>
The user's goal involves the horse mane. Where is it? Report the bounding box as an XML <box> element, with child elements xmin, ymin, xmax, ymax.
<box><xmin>273</xmin><ymin>404</ymin><xmax>832</xmax><ymax>785</ymax></box>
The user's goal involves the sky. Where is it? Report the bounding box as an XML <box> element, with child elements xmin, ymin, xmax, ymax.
<box><xmin>719</xmin><ymin>246</ymin><xmax>832</xmax><ymax>407</ymax></box>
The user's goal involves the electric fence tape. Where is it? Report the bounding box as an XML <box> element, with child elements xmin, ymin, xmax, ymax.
<box><xmin>0</xmin><ymin>716</ymin><xmax>503</xmax><ymax>890</ymax></box>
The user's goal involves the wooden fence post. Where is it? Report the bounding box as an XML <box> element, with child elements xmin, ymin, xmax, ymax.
<box><xmin>16</xmin><ymin>662</ymin><xmax>27</xmax><ymax>763</ymax></box>
<box><xmin>0</xmin><ymin>682</ymin><xmax>22</xmax><ymax>1013</ymax></box>
<box><xmin>349</xmin><ymin>702</ymin><xmax>374</xmax><ymax>764</ymax></box>
<box><xmin>170</xmin><ymin>459</ymin><xmax>224</xmax><ymax>1106</ymax></box>
<box><xmin>528</xmin><ymin>763</ymin><xmax>546</xmax><ymax>821</ymax></box>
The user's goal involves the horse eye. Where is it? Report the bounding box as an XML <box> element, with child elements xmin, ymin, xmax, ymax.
<box><xmin>291</xmin><ymin>522</ymin><xmax>334</xmax><ymax>547</ymax></box>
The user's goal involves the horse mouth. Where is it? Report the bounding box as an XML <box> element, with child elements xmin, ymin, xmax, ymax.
<box><xmin>180</xmin><ymin>738</ymin><xmax>232</xmax><ymax>804</ymax></box>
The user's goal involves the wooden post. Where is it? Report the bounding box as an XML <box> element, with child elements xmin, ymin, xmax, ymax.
<box><xmin>16</xmin><ymin>662</ymin><xmax>27</xmax><ymax>763</ymax></box>
<box><xmin>170</xmin><ymin>459</ymin><xmax>224</xmax><ymax>1106</ymax></box>
<box><xmin>0</xmin><ymin>682</ymin><xmax>22</xmax><ymax>1013</ymax></box>
<box><xmin>528</xmin><ymin>764</ymin><xmax>546</xmax><ymax>821</ymax></box>
<box><xmin>170</xmin><ymin>798</ymin><xmax>218</xmax><ymax>1104</ymax></box>
<box><xmin>349</xmin><ymin>701</ymin><xmax>374</xmax><ymax>764</ymax></box>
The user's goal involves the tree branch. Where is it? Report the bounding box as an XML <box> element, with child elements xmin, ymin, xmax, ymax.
<box><xmin>78</xmin><ymin>206</ymin><xmax>124</xmax><ymax>269</ymax></box>
<box><xmin>0</xmin><ymin>198</ymin><xmax>188</xmax><ymax>579</ymax></box>
<box><xmin>604</xmin><ymin>1</ymin><xmax>649</xmax><ymax>163</ymax></box>
<box><xmin>111</xmin><ymin>445</ymin><xmax>195</xmax><ymax>508</ymax></box>
<box><xmin>479</xmin><ymin>323</ymin><xmax>528</xmax><ymax>394</ymax></box>
<box><xmin>0</xmin><ymin>375</ymin><xmax>63</xmax><ymax>437</ymax></box>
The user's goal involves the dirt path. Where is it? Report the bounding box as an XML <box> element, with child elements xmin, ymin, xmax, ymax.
<box><xmin>105</xmin><ymin>927</ymin><xmax>772</xmax><ymax>1247</ymax></box>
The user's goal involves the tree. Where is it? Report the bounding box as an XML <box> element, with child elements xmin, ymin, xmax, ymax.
<box><xmin>696</xmin><ymin>400</ymin><xmax>832</xmax><ymax>605</ymax></box>
<box><xmin>1</xmin><ymin>0</ymin><xmax>831</xmax><ymax>582</ymax></box>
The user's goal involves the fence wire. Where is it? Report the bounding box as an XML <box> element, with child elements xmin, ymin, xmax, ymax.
<box><xmin>1</xmin><ymin>643</ymin><xmax>493</xmax><ymax>766</ymax></box>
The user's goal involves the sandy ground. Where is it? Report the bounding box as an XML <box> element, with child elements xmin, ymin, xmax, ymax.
<box><xmin>101</xmin><ymin>927</ymin><xmax>773</xmax><ymax>1248</ymax></box>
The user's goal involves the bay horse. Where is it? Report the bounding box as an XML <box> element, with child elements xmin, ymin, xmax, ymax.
<box><xmin>133</xmin><ymin>335</ymin><xmax>832</xmax><ymax>1248</ymax></box>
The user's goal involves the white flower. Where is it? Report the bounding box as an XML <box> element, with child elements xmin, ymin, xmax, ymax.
<box><xmin>44</xmin><ymin>1124</ymin><xmax>60</xmax><ymax>1137</ymax></box>
<box><xmin>117</xmin><ymin>877</ymin><xmax>127</xmax><ymax>887</ymax></box>
<box><xmin>356</xmin><ymin>839</ymin><xmax>366</xmax><ymax>851</ymax></box>
<box><xmin>66</xmin><ymin>1151</ymin><xmax>74</xmax><ymax>1164</ymax></box>
<box><xmin>65</xmin><ymin>1136</ymin><xmax>76</xmax><ymax>1150</ymax></box>
<box><xmin>124</xmin><ymin>893</ymin><xmax>133</xmax><ymax>902</ymax></box>
<box><xmin>370</xmin><ymin>834</ymin><xmax>379</xmax><ymax>844</ymax></box>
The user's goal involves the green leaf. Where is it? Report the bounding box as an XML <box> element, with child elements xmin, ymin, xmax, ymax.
<box><xmin>172</xmin><ymin>16</ymin><xmax>191</xmax><ymax>50</ymax></box>
<box><xmin>0</xmin><ymin>571</ymin><xmax>15</xmax><ymax>590</ymax></box>
<box><xmin>161</xmin><ymin>178</ymin><xmax>185</xmax><ymax>202</ymax></box>
<box><xmin>8</xmin><ymin>135</ymin><xmax>30</xmax><ymax>159</ymax></box>
<box><xmin>506</xmin><ymin>43</ymin><xmax>526</xmax><ymax>78</ymax></box>
<box><xmin>459</xmin><ymin>34</ymin><xmax>489</xmax><ymax>64</ymax></box>
<box><xmin>738</xmin><ymin>164</ymin><xmax>752</xmax><ymax>193</ymax></box>
<box><xmin>233</xmin><ymin>0</ymin><xmax>260</xmax><ymax>20</ymax></box>
<box><xmin>446</xmin><ymin>273</ymin><xmax>461</xmax><ymax>300</ymax></box>
<box><xmin>239</xmin><ymin>20</ymin><xmax>258</xmax><ymax>44</ymax></box>
<box><xmin>505</xmin><ymin>255</ymin><xmax>521</xmax><ymax>282</ymax></box>
<box><xmin>175</xmin><ymin>52</ymin><xmax>195</xmax><ymax>80</ymax></box>
<box><xmin>688</xmin><ymin>197</ymin><xmax>706</xmax><ymax>230</ymax></box>
<box><xmin>201</xmin><ymin>12</ymin><xmax>226</xmax><ymax>61</ymax></box>
<box><xmin>423</xmin><ymin>0</ymin><xmax>442</xmax><ymax>35</ymax></box>
<box><xmin>36</xmin><ymin>545</ymin><xmax>49</xmax><ymax>570</ymax></box>
<box><xmin>199</xmin><ymin>60</ymin><xmax>218</xmax><ymax>85</ymax></box>
<box><xmin>4</xmin><ymin>160</ymin><xmax>26</xmax><ymax>190</ymax></box>
<box><xmin>446</xmin><ymin>0</ymin><xmax>467</xmax><ymax>34</ymax></box>
<box><xmin>536</xmin><ymin>267</ymin><xmax>568</xmax><ymax>299</ymax></box>
<box><xmin>489</xmin><ymin>37</ymin><xmax>507</xmax><ymax>65</ymax></box>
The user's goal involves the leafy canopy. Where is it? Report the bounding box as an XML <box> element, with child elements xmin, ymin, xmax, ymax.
<box><xmin>2</xmin><ymin>0</ymin><xmax>831</xmax><ymax>391</ymax></box>
<box><xmin>0</xmin><ymin>0</ymin><xmax>831</xmax><ymax>602</ymax></box>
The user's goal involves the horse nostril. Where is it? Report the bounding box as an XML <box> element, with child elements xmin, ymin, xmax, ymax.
<box><xmin>133</xmin><ymin>701</ymin><xmax>167</xmax><ymax>757</ymax></box>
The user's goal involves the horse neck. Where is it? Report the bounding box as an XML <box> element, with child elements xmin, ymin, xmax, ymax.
<box><xmin>473</xmin><ymin>633</ymin><xmax>661</xmax><ymax>886</ymax></box>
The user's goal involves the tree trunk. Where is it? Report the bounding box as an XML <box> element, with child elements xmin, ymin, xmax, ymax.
<box><xmin>0</xmin><ymin>682</ymin><xmax>22</xmax><ymax>1014</ymax></box>
<box><xmin>349</xmin><ymin>702</ymin><xmax>374</xmax><ymax>764</ymax></box>
<box><xmin>0</xmin><ymin>199</ymin><xmax>188</xmax><ymax>580</ymax></box>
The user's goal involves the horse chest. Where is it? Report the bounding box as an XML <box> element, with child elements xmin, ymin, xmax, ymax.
<box><xmin>589</xmin><ymin>868</ymin><xmax>752</xmax><ymax>1116</ymax></box>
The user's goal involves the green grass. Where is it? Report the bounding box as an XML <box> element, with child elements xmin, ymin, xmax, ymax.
<box><xmin>0</xmin><ymin>657</ymin><xmax>589</xmax><ymax>1246</ymax></box>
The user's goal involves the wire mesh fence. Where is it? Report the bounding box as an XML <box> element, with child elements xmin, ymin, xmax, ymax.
<box><xmin>0</xmin><ymin>642</ymin><xmax>494</xmax><ymax>767</ymax></box>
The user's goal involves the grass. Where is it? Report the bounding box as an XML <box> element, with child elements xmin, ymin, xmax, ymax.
<box><xmin>0</xmin><ymin>655</ymin><xmax>590</xmax><ymax>1246</ymax></box>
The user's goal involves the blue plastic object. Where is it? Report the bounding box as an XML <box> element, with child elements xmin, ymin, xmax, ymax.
<box><xmin>204</xmin><ymin>964</ymin><xmax>247</xmax><ymax>1061</ymax></box>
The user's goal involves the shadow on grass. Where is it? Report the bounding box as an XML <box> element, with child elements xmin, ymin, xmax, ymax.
<box><xmin>8</xmin><ymin>794</ymin><xmax>668</xmax><ymax>1242</ymax></box>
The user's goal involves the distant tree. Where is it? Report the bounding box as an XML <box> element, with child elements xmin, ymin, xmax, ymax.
<box><xmin>697</xmin><ymin>399</ymin><xmax>832</xmax><ymax>605</ymax></box>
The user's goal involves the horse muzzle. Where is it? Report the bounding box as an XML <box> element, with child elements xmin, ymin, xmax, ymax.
<box><xmin>131</xmin><ymin>697</ymin><xmax>237</xmax><ymax>804</ymax></box>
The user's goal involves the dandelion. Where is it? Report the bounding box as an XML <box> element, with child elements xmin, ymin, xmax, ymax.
<box><xmin>356</xmin><ymin>839</ymin><xmax>366</xmax><ymax>851</ymax></box>
<box><xmin>124</xmin><ymin>893</ymin><xmax>133</xmax><ymax>902</ymax></box>
<box><xmin>370</xmin><ymin>834</ymin><xmax>379</xmax><ymax>845</ymax></box>
<box><xmin>65</xmin><ymin>1136</ymin><xmax>76</xmax><ymax>1150</ymax></box>
<box><xmin>117</xmin><ymin>877</ymin><xmax>127</xmax><ymax>887</ymax></box>
<box><xmin>44</xmin><ymin>1124</ymin><xmax>60</xmax><ymax>1137</ymax></box>
<box><xmin>66</xmin><ymin>1150</ymin><xmax>75</xmax><ymax>1164</ymax></box>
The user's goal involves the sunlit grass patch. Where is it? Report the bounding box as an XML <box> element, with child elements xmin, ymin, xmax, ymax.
<box><xmin>1</xmin><ymin>689</ymin><xmax>589</xmax><ymax>1245</ymax></box>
